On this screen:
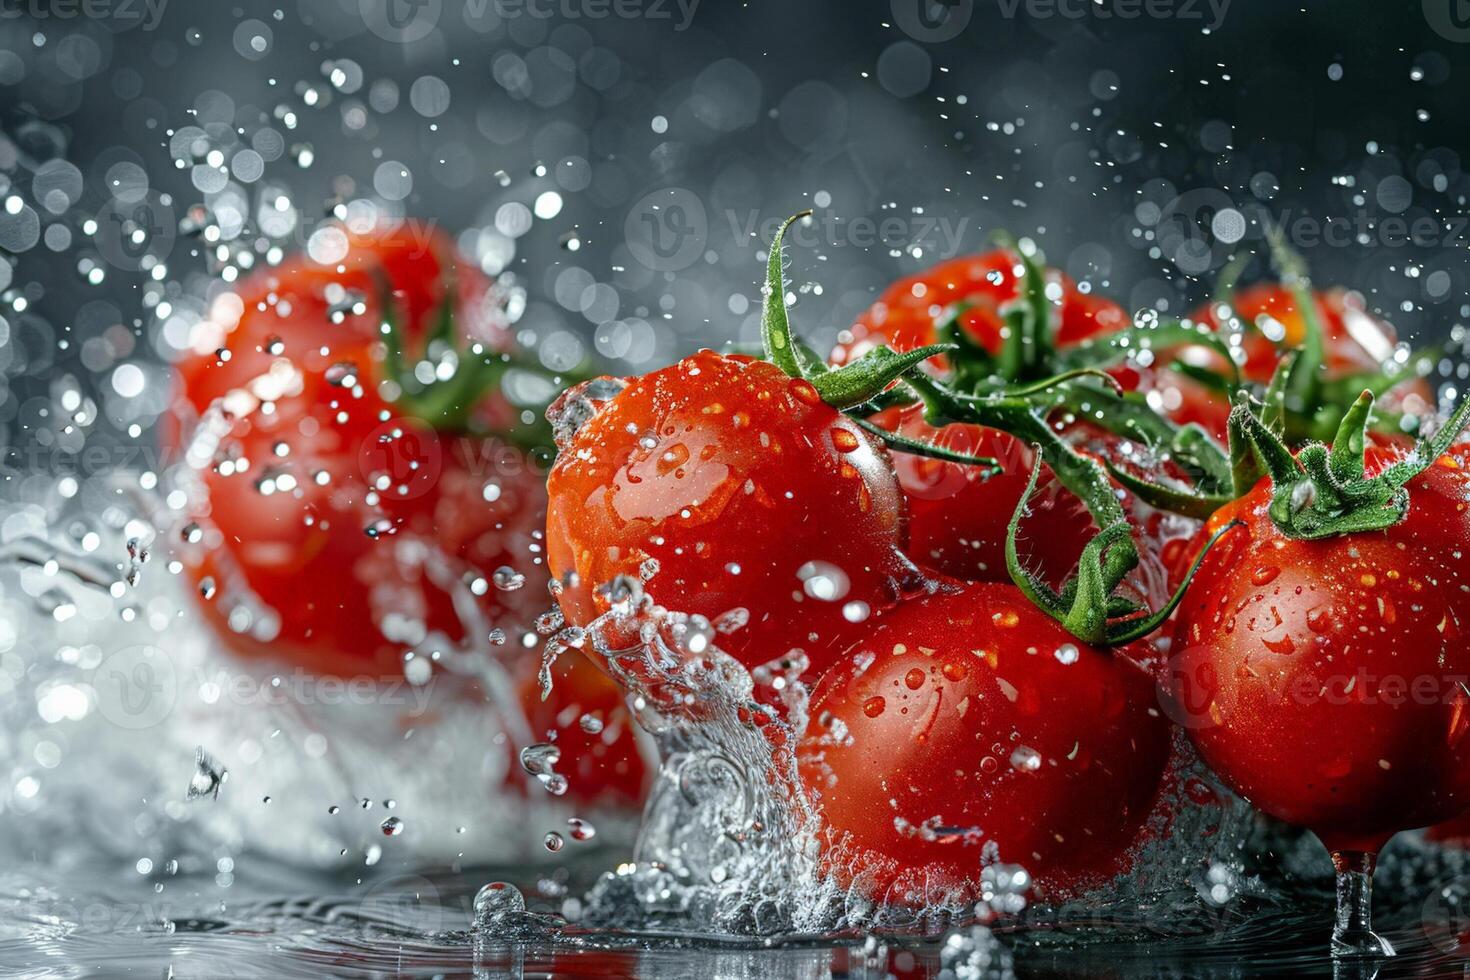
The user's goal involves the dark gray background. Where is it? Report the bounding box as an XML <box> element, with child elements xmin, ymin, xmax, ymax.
<box><xmin>1</xmin><ymin>0</ymin><xmax>1468</xmax><ymax>472</ymax></box>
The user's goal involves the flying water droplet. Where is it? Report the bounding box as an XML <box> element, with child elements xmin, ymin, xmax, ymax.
<box><xmin>185</xmin><ymin>747</ymin><xmax>227</xmax><ymax>801</ymax></box>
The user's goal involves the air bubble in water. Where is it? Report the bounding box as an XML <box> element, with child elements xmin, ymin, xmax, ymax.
<box><xmin>380</xmin><ymin>816</ymin><xmax>404</xmax><ymax>836</ymax></box>
<box><xmin>567</xmin><ymin>817</ymin><xmax>595</xmax><ymax>841</ymax></box>
<box><xmin>543</xmin><ymin>831</ymin><xmax>564</xmax><ymax>852</ymax></box>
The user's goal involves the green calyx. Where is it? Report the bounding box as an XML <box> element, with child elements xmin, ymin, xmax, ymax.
<box><xmin>1232</xmin><ymin>384</ymin><xmax>1470</xmax><ymax>541</ymax></box>
<box><xmin>375</xmin><ymin>272</ymin><xmax>581</xmax><ymax>450</ymax></box>
<box><xmin>1121</xmin><ymin>335</ymin><xmax>1470</xmax><ymax>541</ymax></box>
<box><xmin>1005</xmin><ymin>456</ymin><xmax>1242</xmax><ymax>645</ymax></box>
<box><xmin>759</xmin><ymin>210</ymin><xmax>1237</xmax><ymax>647</ymax></box>
<box><xmin>761</xmin><ymin>211</ymin><xmax>999</xmax><ymax>471</ymax></box>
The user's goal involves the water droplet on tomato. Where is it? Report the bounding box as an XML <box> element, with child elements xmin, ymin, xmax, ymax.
<box><xmin>788</xmin><ymin>378</ymin><xmax>821</xmax><ymax>406</ymax></box>
<box><xmin>1251</xmin><ymin>565</ymin><xmax>1280</xmax><ymax>586</ymax></box>
<box><xmin>1009</xmin><ymin>745</ymin><xmax>1042</xmax><ymax>772</ymax></box>
<box><xmin>831</xmin><ymin>428</ymin><xmax>860</xmax><ymax>452</ymax></box>
<box><xmin>942</xmin><ymin>661</ymin><xmax>968</xmax><ymax>682</ymax></box>
<box><xmin>904</xmin><ymin>667</ymin><xmax>926</xmax><ymax>690</ymax></box>
<box><xmin>798</xmin><ymin>561</ymin><xmax>849</xmax><ymax>601</ymax></box>
<box><xmin>862</xmin><ymin>695</ymin><xmax>886</xmax><ymax>718</ymax></box>
<box><xmin>1053</xmin><ymin>643</ymin><xmax>1079</xmax><ymax>665</ymax></box>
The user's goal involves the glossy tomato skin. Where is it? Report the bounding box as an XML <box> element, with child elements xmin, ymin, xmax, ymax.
<box><xmin>797</xmin><ymin>583</ymin><xmax>1171</xmax><ymax>903</ymax></box>
<box><xmin>880</xmin><ymin>405</ymin><xmax>1094</xmax><ymax>587</ymax></box>
<box><xmin>1169</xmin><ymin>449</ymin><xmax>1470</xmax><ymax>853</ymax></box>
<box><xmin>832</xmin><ymin>252</ymin><xmax>1150</xmax><ymax>589</ymax></box>
<box><xmin>168</xmin><ymin>227</ymin><xmax>545</xmax><ymax>677</ymax></box>
<box><xmin>832</xmin><ymin>249</ymin><xmax>1128</xmax><ymax>367</ymax></box>
<box><xmin>545</xmin><ymin>350</ymin><xmax>914</xmax><ymax>683</ymax></box>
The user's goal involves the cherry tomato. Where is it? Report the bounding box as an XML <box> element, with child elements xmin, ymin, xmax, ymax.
<box><xmin>1425</xmin><ymin>808</ymin><xmax>1470</xmax><ymax>846</ymax></box>
<box><xmin>1168</xmin><ymin>448</ymin><xmax>1470</xmax><ymax>853</ymax></box>
<box><xmin>832</xmin><ymin>249</ymin><xmax>1128</xmax><ymax>368</ymax></box>
<box><xmin>878</xmin><ymin>405</ymin><xmax>1094</xmax><ymax>587</ymax></box>
<box><xmin>831</xmin><ymin>251</ymin><xmax>1175</xmax><ymax>591</ymax></box>
<box><xmin>797</xmin><ymin>582</ymin><xmax>1171</xmax><ymax>903</ymax></box>
<box><xmin>1173</xmin><ymin>285</ymin><xmax>1432</xmax><ymax>439</ymax></box>
<box><xmin>545</xmin><ymin>350</ymin><xmax>915</xmax><ymax>686</ymax></box>
<box><xmin>167</xmin><ymin>227</ymin><xmax>549</xmax><ymax>678</ymax></box>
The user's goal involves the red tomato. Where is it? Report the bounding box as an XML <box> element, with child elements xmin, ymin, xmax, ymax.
<box><xmin>832</xmin><ymin>249</ymin><xmax>1128</xmax><ymax>368</ymax></box>
<box><xmin>516</xmin><ymin>652</ymin><xmax>651</xmax><ymax>808</ymax></box>
<box><xmin>168</xmin><ymin>226</ymin><xmax>547</xmax><ymax>678</ymax></box>
<box><xmin>879</xmin><ymin>405</ymin><xmax>1094</xmax><ymax>587</ymax></box>
<box><xmin>1174</xmin><ymin>285</ymin><xmax>1431</xmax><ymax>439</ymax></box>
<box><xmin>1168</xmin><ymin>448</ymin><xmax>1470</xmax><ymax>854</ymax></box>
<box><xmin>169</xmin><ymin>227</ymin><xmax>650</xmax><ymax>809</ymax></box>
<box><xmin>545</xmin><ymin>350</ymin><xmax>915</xmax><ymax>686</ymax></box>
<box><xmin>797</xmin><ymin>582</ymin><xmax>1171</xmax><ymax>904</ymax></box>
<box><xmin>831</xmin><ymin>251</ymin><xmax>1176</xmax><ymax>590</ymax></box>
